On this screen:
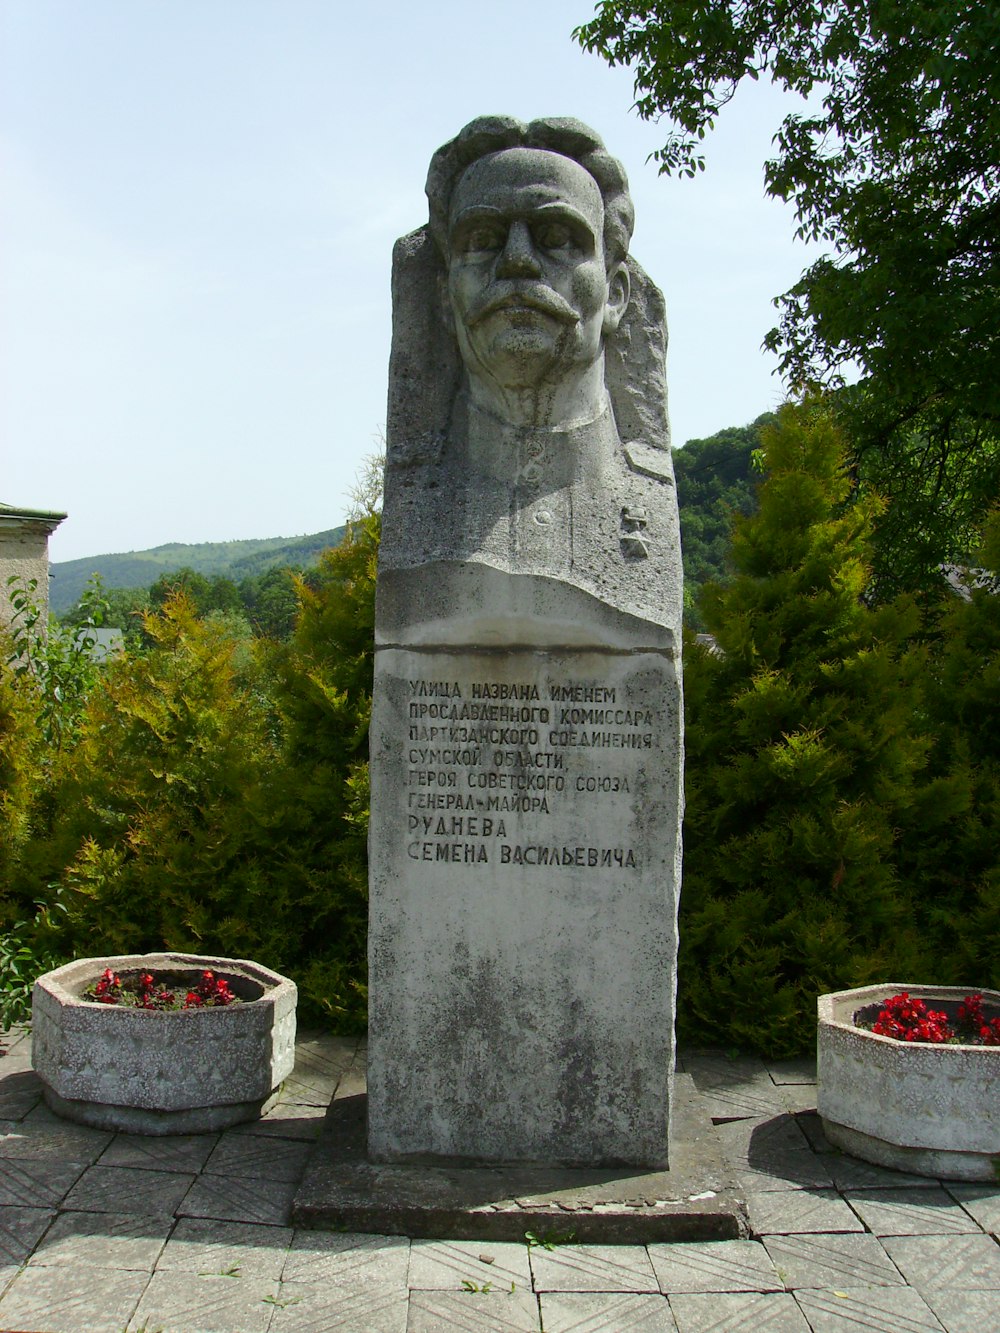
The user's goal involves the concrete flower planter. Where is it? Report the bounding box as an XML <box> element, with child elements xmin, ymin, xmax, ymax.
<box><xmin>818</xmin><ymin>984</ymin><xmax>1000</xmax><ymax>1181</ymax></box>
<box><xmin>32</xmin><ymin>953</ymin><xmax>297</xmax><ymax>1134</ymax></box>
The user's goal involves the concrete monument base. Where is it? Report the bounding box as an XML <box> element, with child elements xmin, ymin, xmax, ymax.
<box><xmin>293</xmin><ymin>1075</ymin><xmax>744</xmax><ymax>1243</ymax></box>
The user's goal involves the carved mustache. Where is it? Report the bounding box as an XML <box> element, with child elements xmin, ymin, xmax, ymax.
<box><xmin>465</xmin><ymin>285</ymin><xmax>581</xmax><ymax>328</ymax></box>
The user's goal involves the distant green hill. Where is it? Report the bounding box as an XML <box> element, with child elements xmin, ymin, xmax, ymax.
<box><xmin>49</xmin><ymin>527</ymin><xmax>346</xmax><ymax>615</ymax></box>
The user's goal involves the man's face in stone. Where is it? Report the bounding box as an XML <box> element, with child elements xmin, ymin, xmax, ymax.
<box><xmin>446</xmin><ymin>147</ymin><xmax>628</xmax><ymax>395</ymax></box>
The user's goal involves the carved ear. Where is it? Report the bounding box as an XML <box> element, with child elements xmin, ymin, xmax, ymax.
<box><xmin>603</xmin><ymin>261</ymin><xmax>630</xmax><ymax>336</ymax></box>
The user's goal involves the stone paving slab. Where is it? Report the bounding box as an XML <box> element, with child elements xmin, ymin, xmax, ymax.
<box><xmin>62</xmin><ymin>1161</ymin><xmax>197</xmax><ymax>1216</ymax></box>
<box><xmin>98</xmin><ymin>1128</ymin><xmax>219</xmax><ymax>1173</ymax></box>
<box><xmin>28</xmin><ymin>1207</ymin><xmax>173</xmax><ymax>1271</ymax></box>
<box><xmin>129</xmin><ymin>1268</ymin><xmax>279</xmax><ymax>1333</ymax></box>
<box><xmin>0</xmin><ymin>1104</ymin><xmax>112</xmax><ymax>1162</ymax></box>
<box><xmin>280</xmin><ymin>1230</ymin><xmax>411</xmax><ymax>1286</ymax></box>
<box><xmin>540</xmin><ymin>1290</ymin><xmax>677</xmax><ymax>1330</ymax></box>
<box><xmin>946</xmin><ymin>1182</ymin><xmax>1000</xmax><ymax>1234</ymax></box>
<box><xmin>407</xmin><ymin>1237</ymin><xmax>532</xmax><ymax>1289</ymax></box>
<box><xmin>179</xmin><ymin>1168</ymin><xmax>299</xmax><ymax>1226</ymax></box>
<box><xmin>920</xmin><ymin>1287</ymin><xmax>1000</xmax><ymax>1333</ymax></box>
<box><xmin>0</xmin><ymin>1261</ymin><xmax>149</xmax><ymax>1333</ymax></box>
<box><xmin>528</xmin><ymin>1242</ymin><xmax>659</xmax><ymax>1292</ymax></box>
<box><xmin>156</xmin><ymin>1216</ymin><xmax>293</xmax><ymax>1278</ymax></box>
<box><xmin>881</xmin><ymin>1231</ymin><xmax>1000</xmax><ymax>1289</ymax></box>
<box><xmin>406</xmin><ymin>1287</ymin><xmax>539</xmax><ymax>1330</ymax></box>
<box><xmin>0</xmin><ymin>1203</ymin><xmax>56</xmax><ymax>1267</ymax></box>
<box><xmin>747</xmin><ymin>1188</ymin><xmax>865</xmax><ymax>1236</ymax></box>
<box><xmin>0</xmin><ymin>1154</ymin><xmax>86</xmax><ymax>1208</ymax></box>
<box><xmin>204</xmin><ymin>1133</ymin><xmax>312</xmax><ymax>1182</ymax></box>
<box><xmin>761</xmin><ymin>1232</ymin><xmax>905</xmax><ymax>1289</ymax></box>
<box><xmin>293</xmin><ymin>1075</ymin><xmax>747</xmax><ymax>1243</ymax></box>
<box><xmin>269</xmin><ymin>1278</ymin><xmax>410</xmax><ymax>1331</ymax></box>
<box><xmin>844</xmin><ymin>1186</ymin><xmax>983</xmax><ymax>1236</ymax></box>
<box><xmin>646</xmin><ymin>1238</ymin><xmax>780</xmax><ymax>1292</ymax></box>
<box><xmin>792</xmin><ymin>1286</ymin><xmax>945</xmax><ymax>1332</ymax></box>
<box><xmin>668</xmin><ymin>1289</ymin><xmax>811</xmax><ymax>1330</ymax></box>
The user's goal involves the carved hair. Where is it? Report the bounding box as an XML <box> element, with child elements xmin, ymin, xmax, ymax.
<box><xmin>426</xmin><ymin>116</ymin><xmax>634</xmax><ymax>269</ymax></box>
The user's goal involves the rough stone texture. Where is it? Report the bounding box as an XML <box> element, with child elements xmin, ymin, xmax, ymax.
<box><xmin>369</xmin><ymin>116</ymin><xmax>682</xmax><ymax>1169</ymax></box>
<box><xmin>32</xmin><ymin>953</ymin><xmax>297</xmax><ymax>1134</ymax></box>
<box><xmin>818</xmin><ymin>985</ymin><xmax>1000</xmax><ymax>1182</ymax></box>
<box><xmin>292</xmin><ymin>1073</ymin><xmax>746</xmax><ymax>1243</ymax></box>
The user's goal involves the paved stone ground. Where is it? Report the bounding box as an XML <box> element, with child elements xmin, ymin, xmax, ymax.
<box><xmin>0</xmin><ymin>1028</ymin><xmax>996</xmax><ymax>1331</ymax></box>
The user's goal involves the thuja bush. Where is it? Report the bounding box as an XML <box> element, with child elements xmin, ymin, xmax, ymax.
<box><xmin>679</xmin><ymin>400</ymin><xmax>936</xmax><ymax>1056</ymax></box>
<box><xmin>270</xmin><ymin>510</ymin><xmax>378</xmax><ymax>1030</ymax></box>
<box><xmin>46</xmin><ymin>595</ymin><xmax>288</xmax><ymax>965</ymax></box>
<box><xmin>900</xmin><ymin>511</ymin><xmax>1000</xmax><ymax>987</ymax></box>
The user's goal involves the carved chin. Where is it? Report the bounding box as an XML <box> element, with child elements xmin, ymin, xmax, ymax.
<box><xmin>465</xmin><ymin>318</ymin><xmax>576</xmax><ymax>386</ymax></box>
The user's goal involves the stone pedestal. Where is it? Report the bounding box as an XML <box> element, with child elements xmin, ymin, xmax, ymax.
<box><xmin>368</xmin><ymin>566</ymin><xmax>681</xmax><ymax>1166</ymax></box>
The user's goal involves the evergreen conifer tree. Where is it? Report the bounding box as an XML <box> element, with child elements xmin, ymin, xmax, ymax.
<box><xmin>680</xmin><ymin>400</ymin><xmax>930</xmax><ymax>1055</ymax></box>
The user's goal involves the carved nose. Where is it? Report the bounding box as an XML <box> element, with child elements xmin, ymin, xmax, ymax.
<box><xmin>495</xmin><ymin>222</ymin><xmax>541</xmax><ymax>278</ymax></box>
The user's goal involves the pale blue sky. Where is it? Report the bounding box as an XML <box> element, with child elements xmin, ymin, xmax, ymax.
<box><xmin>2</xmin><ymin>0</ymin><xmax>820</xmax><ymax>563</ymax></box>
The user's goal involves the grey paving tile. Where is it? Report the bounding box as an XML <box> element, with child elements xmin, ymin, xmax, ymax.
<box><xmin>791</xmin><ymin>1113</ymin><xmax>834</xmax><ymax>1155</ymax></box>
<box><xmin>920</xmin><ymin>1287</ymin><xmax>1000</xmax><ymax>1333</ymax></box>
<box><xmin>280</xmin><ymin>1068</ymin><xmax>340</xmax><ymax>1107</ymax></box>
<box><xmin>529</xmin><ymin>1243</ymin><xmax>658</xmax><ymax>1292</ymax></box>
<box><xmin>775</xmin><ymin>1085</ymin><xmax>819</xmax><ymax>1116</ymax></box>
<box><xmin>715</xmin><ymin>1115</ymin><xmax>812</xmax><ymax>1165</ymax></box>
<box><xmin>230</xmin><ymin>1100</ymin><xmax>326</xmax><ymax>1141</ymax></box>
<box><xmin>947</xmin><ymin>1182</ymin><xmax>1000</xmax><ymax>1234</ymax></box>
<box><xmin>762</xmin><ymin>1233</ymin><xmax>905</xmax><ymax>1289</ymax></box>
<box><xmin>882</xmin><ymin>1232</ymin><xmax>1000</xmax><ymax>1289</ymax></box>
<box><xmin>62</xmin><ymin>1163</ymin><xmax>197</xmax><ymax>1215</ymax></box>
<box><xmin>765</xmin><ymin>1059</ymin><xmax>817</xmax><ymax>1087</ymax></box>
<box><xmin>0</xmin><ymin>1261</ymin><xmax>149</xmax><ymax>1332</ymax></box>
<box><xmin>747</xmin><ymin>1189</ymin><xmax>864</xmax><ymax>1235</ymax></box>
<box><xmin>156</xmin><ymin>1216</ymin><xmax>293</xmax><ymax>1278</ymax></box>
<box><xmin>0</xmin><ymin>1069</ymin><xmax>43</xmax><ymax>1120</ymax></box>
<box><xmin>826</xmin><ymin>1157</ymin><xmax>939</xmax><ymax>1190</ymax></box>
<box><xmin>737</xmin><ymin>1157</ymin><xmax>836</xmax><ymax>1192</ymax></box>
<box><xmin>0</xmin><ymin>1204</ymin><xmax>56</xmax><ymax>1265</ymax></box>
<box><xmin>845</xmin><ymin>1187</ymin><xmax>983</xmax><ymax>1236</ymax></box>
<box><xmin>99</xmin><ymin>1130</ymin><xmax>219</xmax><ymax>1172</ymax></box>
<box><xmin>268</xmin><ymin>1278</ymin><xmax>408</xmax><ymax>1330</ymax></box>
<box><xmin>178</xmin><ymin>1170</ymin><xmax>298</xmax><ymax>1225</ymax></box>
<box><xmin>793</xmin><ymin>1286</ymin><xmax>945</xmax><ymax>1332</ymax></box>
<box><xmin>0</xmin><ymin>1155</ymin><xmax>85</xmax><ymax>1207</ymax></box>
<box><xmin>28</xmin><ymin>1209</ymin><xmax>173</xmax><ymax>1271</ymax></box>
<box><xmin>128</xmin><ymin>1268</ymin><xmax>277</xmax><ymax>1332</ymax></box>
<box><xmin>203</xmin><ymin>1133</ymin><xmax>311</xmax><ymax>1182</ymax></box>
<box><xmin>704</xmin><ymin>1082</ymin><xmax>787</xmax><ymax>1123</ymax></box>
<box><xmin>539</xmin><ymin>1290</ymin><xmax>676</xmax><ymax>1330</ymax></box>
<box><xmin>406</xmin><ymin>1288</ymin><xmax>540</xmax><ymax>1330</ymax></box>
<box><xmin>281</xmin><ymin>1230</ymin><xmax>410</xmax><ymax>1286</ymax></box>
<box><xmin>647</xmin><ymin>1239</ymin><xmax>780</xmax><ymax>1293</ymax></box>
<box><xmin>407</xmin><ymin>1238</ymin><xmax>531</xmax><ymax>1289</ymax></box>
<box><xmin>668</xmin><ymin>1290</ymin><xmax>810</xmax><ymax>1331</ymax></box>
<box><xmin>0</xmin><ymin>1107</ymin><xmax>112</xmax><ymax>1162</ymax></box>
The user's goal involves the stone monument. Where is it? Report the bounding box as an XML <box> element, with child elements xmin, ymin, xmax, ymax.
<box><xmin>368</xmin><ymin>116</ymin><xmax>683</xmax><ymax>1168</ymax></box>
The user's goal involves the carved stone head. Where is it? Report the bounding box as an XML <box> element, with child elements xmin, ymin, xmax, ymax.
<box><xmin>425</xmin><ymin>118</ymin><xmax>636</xmax><ymax>428</ymax></box>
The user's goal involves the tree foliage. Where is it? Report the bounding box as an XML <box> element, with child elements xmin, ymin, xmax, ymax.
<box><xmin>576</xmin><ymin>0</ymin><xmax>1000</xmax><ymax>592</ymax></box>
<box><xmin>680</xmin><ymin>401</ymin><xmax>936</xmax><ymax>1054</ymax></box>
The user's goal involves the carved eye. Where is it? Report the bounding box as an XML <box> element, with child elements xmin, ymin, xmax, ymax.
<box><xmin>461</xmin><ymin>224</ymin><xmax>505</xmax><ymax>254</ymax></box>
<box><xmin>534</xmin><ymin>222</ymin><xmax>576</xmax><ymax>251</ymax></box>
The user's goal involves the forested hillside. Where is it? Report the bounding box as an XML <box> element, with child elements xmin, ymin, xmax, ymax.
<box><xmin>49</xmin><ymin>527</ymin><xmax>346</xmax><ymax>615</ymax></box>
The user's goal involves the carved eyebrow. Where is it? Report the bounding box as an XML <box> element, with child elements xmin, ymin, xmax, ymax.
<box><xmin>449</xmin><ymin>201</ymin><xmax>598</xmax><ymax>235</ymax></box>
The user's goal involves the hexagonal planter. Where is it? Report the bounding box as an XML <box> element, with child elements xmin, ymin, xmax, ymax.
<box><xmin>32</xmin><ymin>953</ymin><xmax>297</xmax><ymax>1134</ymax></box>
<box><xmin>818</xmin><ymin>984</ymin><xmax>1000</xmax><ymax>1181</ymax></box>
